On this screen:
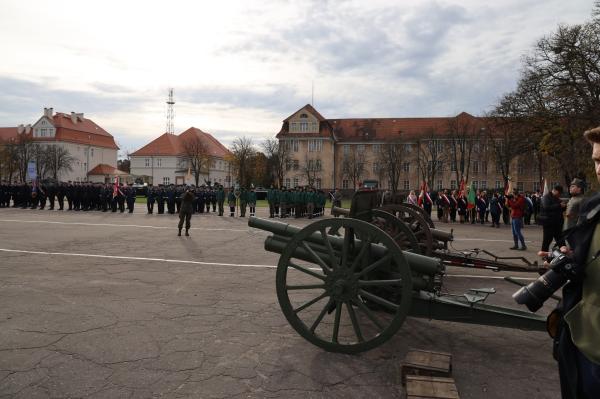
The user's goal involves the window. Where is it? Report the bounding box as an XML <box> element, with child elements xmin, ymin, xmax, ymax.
<box><xmin>316</xmin><ymin>178</ymin><xmax>321</xmax><ymax>189</ymax></box>
<box><xmin>403</xmin><ymin>180</ymin><xmax>410</xmax><ymax>190</ymax></box>
<box><xmin>533</xmin><ymin>181</ymin><xmax>541</xmax><ymax>192</ymax></box>
<box><xmin>437</xmin><ymin>180</ymin><xmax>443</xmax><ymax>190</ymax></box>
<box><xmin>357</xmin><ymin>145</ymin><xmax>365</xmax><ymax>153</ymax></box>
<box><xmin>293</xmin><ymin>140</ymin><xmax>299</xmax><ymax>152</ymax></box>
<box><xmin>157</xmin><ymin>158</ymin><xmax>162</xmax><ymax>167</ymax></box>
<box><xmin>402</xmin><ymin>162</ymin><xmax>410</xmax><ymax>172</ymax></box>
<box><xmin>372</xmin><ymin>144</ymin><xmax>380</xmax><ymax>153</ymax></box>
<box><xmin>481</xmin><ymin>161</ymin><xmax>487</xmax><ymax>174</ymax></box>
<box><xmin>285</xmin><ymin>178</ymin><xmax>290</xmax><ymax>188</ymax></box>
<box><xmin>518</xmin><ymin>163</ymin><xmax>524</xmax><ymax>174</ymax></box>
<box><xmin>480</xmin><ymin>180</ymin><xmax>487</xmax><ymax>189</ymax></box>
<box><xmin>472</xmin><ymin>161</ymin><xmax>479</xmax><ymax>174</ymax></box>
<box><xmin>163</xmin><ymin>177</ymin><xmax>170</xmax><ymax>185</ymax></box>
<box><xmin>517</xmin><ymin>182</ymin><xmax>524</xmax><ymax>192</ymax></box>
<box><xmin>495</xmin><ymin>180</ymin><xmax>502</xmax><ymax>189</ymax></box>
<box><xmin>450</xmin><ymin>180</ymin><xmax>457</xmax><ymax>190</ymax></box>
<box><xmin>90</xmin><ymin>148</ymin><xmax>94</xmax><ymax>157</ymax></box>
<box><xmin>343</xmin><ymin>145</ymin><xmax>350</xmax><ymax>155</ymax></box>
<box><xmin>293</xmin><ymin>160</ymin><xmax>299</xmax><ymax>170</ymax></box>
<box><xmin>342</xmin><ymin>179</ymin><xmax>349</xmax><ymax>189</ymax></box>
<box><xmin>300</xmin><ymin>113</ymin><xmax>308</xmax><ymax>119</ymax></box>
<box><xmin>451</xmin><ymin>162</ymin><xmax>457</xmax><ymax>172</ymax></box>
<box><xmin>404</xmin><ymin>144</ymin><xmax>412</xmax><ymax>153</ymax></box>
<box><xmin>308</xmin><ymin>140</ymin><xmax>322</xmax><ymax>152</ymax></box>
<box><xmin>472</xmin><ymin>180</ymin><xmax>479</xmax><ymax>189</ymax></box>
<box><xmin>145</xmin><ymin>158</ymin><xmax>150</xmax><ymax>167</ymax></box>
<box><xmin>495</xmin><ymin>162</ymin><xmax>502</xmax><ymax>174</ymax></box>
<box><xmin>293</xmin><ymin>178</ymin><xmax>299</xmax><ymax>188</ymax></box>
<box><xmin>40</xmin><ymin>128</ymin><xmax>47</xmax><ymax>137</ymax></box>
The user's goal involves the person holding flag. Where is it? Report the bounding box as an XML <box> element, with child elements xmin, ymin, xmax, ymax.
<box><xmin>417</xmin><ymin>181</ymin><xmax>433</xmax><ymax>216</ymax></box>
<box><xmin>467</xmin><ymin>181</ymin><xmax>476</xmax><ymax>224</ymax></box>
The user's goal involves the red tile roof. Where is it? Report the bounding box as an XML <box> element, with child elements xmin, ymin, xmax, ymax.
<box><xmin>87</xmin><ymin>164</ymin><xmax>127</xmax><ymax>176</ymax></box>
<box><xmin>131</xmin><ymin>127</ymin><xmax>232</xmax><ymax>158</ymax></box>
<box><xmin>0</xmin><ymin>127</ymin><xmax>19</xmax><ymax>141</ymax></box>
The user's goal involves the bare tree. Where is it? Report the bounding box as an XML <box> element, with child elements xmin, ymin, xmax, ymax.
<box><xmin>181</xmin><ymin>134</ymin><xmax>210</xmax><ymax>186</ymax></box>
<box><xmin>376</xmin><ymin>139</ymin><xmax>407</xmax><ymax>194</ymax></box>
<box><xmin>46</xmin><ymin>145</ymin><xmax>75</xmax><ymax>180</ymax></box>
<box><xmin>261</xmin><ymin>138</ymin><xmax>290</xmax><ymax>188</ymax></box>
<box><xmin>447</xmin><ymin>116</ymin><xmax>483</xmax><ymax>184</ymax></box>
<box><xmin>416</xmin><ymin>128</ymin><xmax>447</xmax><ymax>189</ymax></box>
<box><xmin>342</xmin><ymin>147</ymin><xmax>366</xmax><ymax>190</ymax></box>
<box><xmin>12</xmin><ymin>134</ymin><xmax>34</xmax><ymax>182</ymax></box>
<box><xmin>302</xmin><ymin>154</ymin><xmax>322</xmax><ymax>187</ymax></box>
<box><xmin>231</xmin><ymin>136</ymin><xmax>255</xmax><ymax>188</ymax></box>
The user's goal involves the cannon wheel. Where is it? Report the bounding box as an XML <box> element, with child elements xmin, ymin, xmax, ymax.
<box><xmin>370</xmin><ymin>209</ymin><xmax>420</xmax><ymax>253</ymax></box>
<box><xmin>378</xmin><ymin>205</ymin><xmax>434</xmax><ymax>256</ymax></box>
<box><xmin>276</xmin><ymin>218</ymin><xmax>413</xmax><ymax>354</ymax></box>
<box><xmin>402</xmin><ymin>203</ymin><xmax>435</xmax><ymax>228</ymax></box>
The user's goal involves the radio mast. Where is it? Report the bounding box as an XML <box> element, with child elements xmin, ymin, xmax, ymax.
<box><xmin>166</xmin><ymin>88</ymin><xmax>175</xmax><ymax>134</ymax></box>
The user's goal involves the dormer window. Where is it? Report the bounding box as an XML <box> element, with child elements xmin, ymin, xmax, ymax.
<box><xmin>300</xmin><ymin>113</ymin><xmax>308</xmax><ymax>118</ymax></box>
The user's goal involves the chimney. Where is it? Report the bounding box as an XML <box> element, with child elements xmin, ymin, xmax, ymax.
<box><xmin>71</xmin><ymin>112</ymin><xmax>77</xmax><ymax>124</ymax></box>
<box><xmin>25</xmin><ymin>124</ymin><xmax>31</xmax><ymax>134</ymax></box>
<box><xmin>17</xmin><ymin>124</ymin><xmax>24</xmax><ymax>134</ymax></box>
<box><xmin>76</xmin><ymin>112</ymin><xmax>84</xmax><ymax>121</ymax></box>
<box><xmin>48</xmin><ymin>107</ymin><xmax>53</xmax><ymax>118</ymax></box>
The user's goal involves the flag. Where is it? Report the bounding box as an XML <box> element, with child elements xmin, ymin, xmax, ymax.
<box><xmin>542</xmin><ymin>178</ymin><xmax>549</xmax><ymax>196</ymax></box>
<box><xmin>458</xmin><ymin>177</ymin><xmax>465</xmax><ymax>197</ymax></box>
<box><xmin>185</xmin><ymin>166</ymin><xmax>192</xmax><ymax>182</ymax></box>
<box><xmin>112</xmin><ymin>176</ymin><xmax>119</xmax><ymax>198</ymax></box>
<box><xmin>504</xmin><ymin>176</ymin><xmax>513</xmax><ymax>196</ymax></box>
<box><xmin>467</xmin><ymin>181</ymin><xmax>476</xmax><ymax>209</ymax></box>
<box><xmin>417</xmin><ymin>180</ymin><xmax>432</xmax><ymax>207</ymax></box>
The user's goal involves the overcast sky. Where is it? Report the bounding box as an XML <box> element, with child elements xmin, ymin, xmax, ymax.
<box><xmin>0</xmin><ymin>0</ymin><xmax>595</xmax><ymax>155</ymax></box>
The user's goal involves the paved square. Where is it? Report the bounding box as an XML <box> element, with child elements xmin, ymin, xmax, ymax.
<box><xmin>0</xmin><ymin>207</ymin><xmax>560</xmax><ymax>398</ymax></box>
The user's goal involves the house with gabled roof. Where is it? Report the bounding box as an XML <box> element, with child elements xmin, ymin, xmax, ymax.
<box><xmin>130</xmin><ymin>127</ymin><xmax>232</xmax><ymax>186</ymax></box>
<box><xmin>277</xmin><ymin>104</ymin><xmax>543</xmax><ymax>193</ymax></box>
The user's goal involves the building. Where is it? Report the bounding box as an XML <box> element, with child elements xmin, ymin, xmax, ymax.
<box><xmin>0</xmin><ymin>108</ymin><xmax>119</xmax><ymax>182</ymax></box>
<box><xmin>277</xmin><ymin>104</ymin><xmax>551</xmax><ymax>193</ymax></box>
<box><xmin>130</xmin><ymin>127</ymin><xmax>232</xmax><ymax>186</ymax></box>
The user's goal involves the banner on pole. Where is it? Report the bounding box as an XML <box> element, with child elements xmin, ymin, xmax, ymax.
<box><xmin>27</xmin><ymin>161</ymin><xmax>37</xmax><ymax>180</ymax></box>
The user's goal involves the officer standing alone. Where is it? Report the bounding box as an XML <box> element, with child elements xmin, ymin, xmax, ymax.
<box><xmin>178</xmin><ymin>187</ymin><xmax>195</xmax><ymax>236</ymax></box>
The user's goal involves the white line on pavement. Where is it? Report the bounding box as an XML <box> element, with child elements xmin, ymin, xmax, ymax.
<box><xmin>0</xmin><ymin>248</ymin><xmax>537</xmax><ymax>281</ymax></box>
<box><xmin>0</xmin><ymin>219</ymin><xmax>249</xmax><ymax>232</ymax></box>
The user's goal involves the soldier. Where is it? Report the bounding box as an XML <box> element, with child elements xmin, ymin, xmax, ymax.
<box><xmin>228</xmin><ymin>188</ymin><xmax>236</xmax><ymax>217</ymax></box>
<box><xmin>175</xmin><ymin>185</ymin><xmax>183</xmax><ymax>213</ymax></box>
<box><xmin>267</xmin><ymin>185</ymin><xmax>276</xmax><ymax>218</ymax></box>
<box><xmin>38</xmin><ymin>181</ymin><xmax>47</xmax><ymax>210</ymax></box>
<box><xmin>248</xmin><ymin>187</ymin><xmax>257</xmax><ymax>217</ymax></box>
<box><xmin>126</xmin><ymin>184</ymin><xmax>136</xmax><ymax>213</ymax></box>
<box><xmin>56</xmin><ymin>182</ymin><xmax>66</xmax><ymax>210</ymax></box>
<box><xmin>210</xmin><ymin>187</ymin><xmax>217</xmax><ymax>212</ymax></box>
<box><xmin>239</xmin><ymin>187</ymin><xmax>248</xmax><ymax>217</ymax></box>
<box><xmin>65</xmin><ymin>181</ymin><xmax>73</xmax><ymax>210</ymax></box>
<box><xmin>146</xmin><ymin>185</ymin><xmax>155</xmax><ymax>214</ymax></box>
<box><xmin>216</xmin><ymin>184</ymin><xmax>225</xmax><ymax>216</ymax></box>
<box><xmin>205</xmin><ymin>186</ymin><xmax>211</xmax><ymax>213</ymax></box>
<box><xmin>279</xmin><ymin>187</ymin><xmax>287</xmax><ymax>218</ymax></box>
<box><xmin>156</xmin><ymin>185</ymin><xmax>165</xmax><ymax>214</ymax></box>
<box><xmin>306</xmin><ymin>187</ymin><xmax>315</xmax><ymax>219</ymax></box>
<box><xmin>46</xmin><ymin>182</ymin><xmax>56</xmax><ymax>210</ymax></box>
<box><xmin>177</xmin><ymin>187</ymin><xmax>195</xmax><ymax>237</ymax></box>
<box><xmin>166</xmin><ymin>185</ymin><xmax>176</xmax><ymax>214</ymax></box>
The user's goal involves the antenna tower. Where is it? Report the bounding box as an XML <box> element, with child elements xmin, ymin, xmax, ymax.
<box><xmin>166</xmin><ymin>88</ymin><xmax>175</xmax><ymax>134</ymax></box>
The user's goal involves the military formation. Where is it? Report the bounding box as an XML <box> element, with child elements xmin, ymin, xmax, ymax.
<box><xmin>265</xmin><ymin>185</ymin><xmax>327</xmax><ymax>219</ymax></box>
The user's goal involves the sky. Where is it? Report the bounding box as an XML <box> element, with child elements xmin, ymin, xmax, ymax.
<box><xmin>0</xmin><ymin>0</ymin><xmax>595</xmax><ymax>156</ymax></box>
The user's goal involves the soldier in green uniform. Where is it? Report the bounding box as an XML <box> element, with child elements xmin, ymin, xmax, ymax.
<box><xmin>239</xmin><ymin>187</ymin><xmax>248</xmax><ymax>217</ymax></box>
<box><xmin>279</xmin><ymin>187</ymin><xmax>287</xmax><ymax>218</ymax></box>
<box><xmin>306</xmin><ymin>187</ymin><xmax>315</xmax><ymax>219</ymax></box>
<box><xmin>216</xmin><ymin>184</ymin><xmax>225</xmax><ymax>216</ymax></box>
<box><xmin>267</xmin><ymin>185</ymin><xmax>276</xmax><ymax>218</ymax></box>
<box><xmin>178</xmin><ymin>187</ymin><xmax>195</xmax><ymax>236</ymax></box>
<box><xmin>248</xmin><ymin>187</ymin><xmax>257</xmax><ymax>217</ymax></box>
<box><xmin>228</xmin><ymin>188</ymin><xmax>236</xmax><ymax>217</ymax></box>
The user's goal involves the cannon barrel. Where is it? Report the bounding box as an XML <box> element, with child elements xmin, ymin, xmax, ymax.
<box><xmin>331</xmin><ymin>206</ymin><xmax>350</xmax><ymax>217</ymax></box>
<box><xmin>431</xmin><ymin>229</ymin><xmax>453</xmax><ymax>243</ymax></box>
<box><xmin>249</xmin><ymin>216</ymin><xmax>443</xmax><ymax>276</ymax></box>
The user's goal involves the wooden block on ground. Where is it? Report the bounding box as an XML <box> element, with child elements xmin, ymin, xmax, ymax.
<box><xmin>401</xmin><ymin>349</ymin><xmax>452</xmax><ymax>385</ymax></box>
<box><xmin>405</xmin><ymin>375</ymin><xmax>460</xmax><ymax>399</ymax></box>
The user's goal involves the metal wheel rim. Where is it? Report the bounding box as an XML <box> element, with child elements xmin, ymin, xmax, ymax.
<box><xmin>400</xmin><ymin>203</ymin><xmax>435</xmax><ymax>228</ymax></box>
<box><xmin>370</xmin><ymin>209</ymin><xmax>420</xmax><ymax>253</ymax></box>
<box><xmin>378</xmin><ymin>205</ymin><xmax>434</xmax><ymax>256</ymax></box>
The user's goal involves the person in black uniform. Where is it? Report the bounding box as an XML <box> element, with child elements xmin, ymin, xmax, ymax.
<box><xmin>166</xmin><ymin>185</ymin><xmax>176</xmax><ymax>214</ymax></box>
<box><xmin>156</xmin><ymin>185</ymin><xmax>165</xmax><ymax>214</ymax></box>
<box><xmin>178</xmin><ymin>187</ymin><xmax>195</xmax><ymax>236</ymax></box>
<box><xmin>126</xmin><ymin>185</ymin><xmax>135</xmax><ymax>213</ymax></box>
<box><xmin>146</xmin><ymin>185</ymin><xmax>155</xmax><ymax>214</ymax></box>
<box><xmin>57</xmin><ymin>182</ymin><xmax>66</xmax><ymax>210</ymax></box>
<box><xmin>196</xmin><ymin>187</ymin><xmax>205</xmax><ymax>214</ymax></box>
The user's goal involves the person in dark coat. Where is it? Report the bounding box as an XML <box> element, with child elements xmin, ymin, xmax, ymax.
<box><xmin>539</xmin><ymin>185</ymin><xmax>566</xmax><ymax>252</ymax></box>
<box><xmin>178</xmin><ymin>188</ymin><xmax>195</xmax><ymax>236</ymax></box>
<box><xmin>489</xmin><ymin>192</ymin><xmax>502</xmax><ymax>228</ymax></box>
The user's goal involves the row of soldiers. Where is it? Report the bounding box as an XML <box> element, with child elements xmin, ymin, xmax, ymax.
<box><xmin>265</xmin><ymin>186</ymin><xmax>327</xmax><ymax>219</ymax></box>
<box><xmin>0</xmin><ymin>181</ymin><xmax>136</xmax><ymax>212</ymax></box>
<box><xmin>147</xmin><ymin>184</ymin><xmax>227</xmax><ymax>216</ymax></box>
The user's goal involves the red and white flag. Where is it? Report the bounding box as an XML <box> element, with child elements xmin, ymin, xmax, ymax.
<box><xmin>112</xmin><ymin>176</ymin><xmax>119</xmax><ymax>197</ymax></box>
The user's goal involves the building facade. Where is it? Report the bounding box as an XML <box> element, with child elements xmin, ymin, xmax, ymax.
<box><xmin>277</xmin><ymin>105</ymin><xmax>554</xmax><ymax>193</ymax></box>
<box><xmin>0</xmin><ymin>108</ymin><xmax>119</xmax><ymax>182</ymax></box>
<box><xmin>130</xmin><ymin>127</ymin><xmax>232</xmax><ymax>186</ymax></box>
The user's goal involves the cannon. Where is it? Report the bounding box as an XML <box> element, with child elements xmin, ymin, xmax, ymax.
<box><xmin>249</xmin><ymin>215</ymin><xmax>547</xmax><ymax>354</ymax></box>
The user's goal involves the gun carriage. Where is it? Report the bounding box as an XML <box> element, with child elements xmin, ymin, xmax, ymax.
<box><xmin>249</xmin><ymin>191</ymin><xmax>547</xmax><ymax>353</ymax></box>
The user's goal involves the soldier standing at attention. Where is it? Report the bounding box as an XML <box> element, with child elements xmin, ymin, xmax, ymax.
<box><xmin>210</xmin><ymin>187</ymin><xmax>217</xmax><ymax>212</ymax></box>
<box><xmin>156</xmin><ymin>185</ymin><xmax>165</xmax><ymax>214</ymax></box>
<box><xmin>178</xmin><ymin>187</ymin><xmax>195</xmax><ymax>237</ymax></box>
<box><xmin>248</xmin><ymin>187</ymin><xmax>257</xmax><ymax>217</ymax></box>
<box><xmin>267</xmin><ymin>185</ymin><xmax>276</xmax><ymax>218</ymax></box>
<box><xmin>227</xmin><ymin>188</ymin><xmax>236</xmax><ymax>217</ymax></box>
<box><xmin>146</xmin><ymin>185</ymin><xmax>155</xmax><ymax>214</ymax></box>
<box><xmin>216</xmin><ymin>184</ymin><xmax>225</xmax><ymax>216</ymax></box>
<box><xmin>166</xmin><ymin>185</ymin><xmax>176</xmax><ymax>214</ymax></box>
<box><xmin>126</xmin><ymin>184</ymin><xmax>136</xmax><ymax>213</ymax></box>
<box><xmin>279</xmin><ymin>187</ymin><xmax>287</xmax><ymax>218</ymax></box>
<box><xmin>239</xmin><ymin>187</ymin><xmax>248</xmax><ymax>217</ymax></box>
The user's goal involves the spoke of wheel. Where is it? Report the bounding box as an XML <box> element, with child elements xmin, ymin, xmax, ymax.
<box><xmin>294</xmin><ymin>292</ymin><xmax>329</xmax><ymax>314</ymax></box>
<box><xmin>356</xmin><ymin>253</ymin><xmax>392</xmax><ymax>278</ymax></box>
<box><xmin>358</xmin><ymin>279</ymin><xmax>403</xmax><ymax>287</ymax></box>
<box><xmin>301</xmin><ymin>241</ymin><xmax>332</xmax><ymax>275</ymax></box>
<box><xmin>340</xmin><ymin>226</ymin><xmax>350</xmax><ymax>268</ymax></box>
<box><xmin>350</xmin><ymin>237</ymin><xmax>371</xmax><ymax>273</ymax></box>
<box><xmin>288</xmin><ymin>261</ymin><xmax>326</xmax><ymax>281</ymax></box>
<box><xmin>358</xmin><ymin>289</ymin><xmax>399</xmax><ymax>311</ymax></box>
<box><xmin>320</xmin><ymin>228</ymin><xmax>337</xmax><ymax>269</ymax></box>
<box><xmin>310</xmin><ymin>299</ymin><xmax>333</xmax><ymax>333</ymax></box>
<box><xmin>346</xmin><ymin>301</ymin><xmax>364</xmax><ymax>342</ymax></box>
<box><xmin>332</xmin><ymin>301</ymin><xmax>342</xmax><ymax>343</ymax></box>
<box><xmin>352</xmin><ymin>298</ymin><xmax>384</xmax><ymax>330</ymax></box>
<box><xmin>286</xmin><ymin>284</ymin><xmax>327</xmax><ymax>290</ymax></box>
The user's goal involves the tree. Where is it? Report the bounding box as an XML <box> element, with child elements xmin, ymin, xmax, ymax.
<box><xmin>231</xmin><ymin>136</ymin><xmax>255</xmax><ymax>188</ymax></box>
<box><xmin>447</xmin><ymin>116</ymin><xmax>483</xmax><ymax>184</ymax></box>
<box><xmin>249</xmin><ymin>152</ymin><xmax>269</xmax><ymax>187</ymax></box>
<box><xmin>118</xmin><ymin>150</ymin><xmax>131</xmax><ymax>173</ymax></box>
<box><xmin>13</xmin><ymin>133</ymin><xmax>34</xmax><ymax>182</ymax></box>
<box><xmin>342</xmin><ymin>147</ymin><xmax>366</xmax><ymax>190</ymax></box>
<box><xmin>46</xmin><ymin>145</ymin><xmax>75</xmax><ymax>180</ymax></box>
<box><xmin>302</xmin><ymin>154</ymin><xmax>322</xmax><ymax>187</ymax></box>
<box><xmin>416</xmin><ymin>128</ymin><xmax>447</xmax><ymax>189</ymax></box>
<box><xmin>376</xmin><ymin>139</ymin><xmax>407</xmax><ymax>194</ymax></box>
<box><xmin>262</xmin><ymin>138</ymin><xmax>290</xmax><ymax>188</ymax></box>
<box><xmin>181</xmin><ymin>134</ymin><xmax>210</xmax><ymax>186</ymax></box>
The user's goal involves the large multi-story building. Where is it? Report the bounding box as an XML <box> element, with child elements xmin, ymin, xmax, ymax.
<box><xmin>130</xmin><ymin>127</ymin><xmax>232</xmax><ymax>186</ymax></box>
<box><xmin>277</xmin><ymin>104</ymin><xmax>554</xmax><ymax>193</ymax></box>
<box><xmin>0</xmin><ymin>107</ymin><xmax>119</xmax><ymax>182</ymax></box>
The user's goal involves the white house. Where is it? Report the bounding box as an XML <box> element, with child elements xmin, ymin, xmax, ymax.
<box><xmin>130</xmin><ymin>127</ymin><xmax>232</xmax><ymax>186</ymax></box>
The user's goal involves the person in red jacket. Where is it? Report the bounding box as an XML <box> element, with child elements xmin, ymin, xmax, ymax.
<box><xmin>506</xmin><ymin>189</ymin><xmax>527</xmax><ymax>250</ymax></box>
